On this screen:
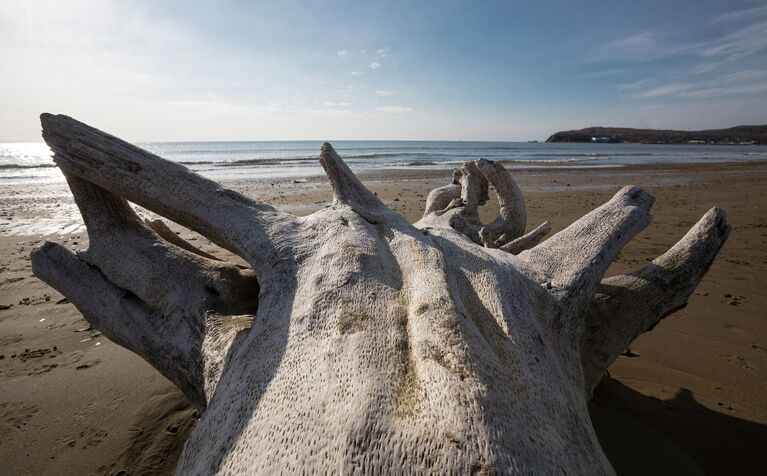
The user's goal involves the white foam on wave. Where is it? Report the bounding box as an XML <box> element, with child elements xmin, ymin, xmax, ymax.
<box><xmin>0</xmin><ymin>203</ymin><xmax>85</xmax><ymax>237</ymax></box>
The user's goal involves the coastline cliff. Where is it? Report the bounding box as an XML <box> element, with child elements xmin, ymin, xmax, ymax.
<box><xmin>546</xmin><ymin>125</ymin><xmax>767</xmax><ymax>145</ymax></box>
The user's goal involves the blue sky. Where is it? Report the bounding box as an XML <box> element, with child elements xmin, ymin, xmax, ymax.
<box><xmin>1</xmin><ymin>0</ymin><xmax>766</xmax><ymax>141</ymax></box>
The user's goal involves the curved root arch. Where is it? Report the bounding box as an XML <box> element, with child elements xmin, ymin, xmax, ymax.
<box><xmin>419</xmin><ymin>159</ymin><xmax>551</xmax><ymax>253</ymax></box>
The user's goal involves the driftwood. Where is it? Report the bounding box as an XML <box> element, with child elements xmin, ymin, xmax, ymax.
<box><xmin>31</xmin><ymin>114</ymin><xmax>730</xmax><ymax>475</ymax></box>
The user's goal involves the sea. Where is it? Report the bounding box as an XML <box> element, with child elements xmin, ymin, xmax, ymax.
<box><xmin>2</xmin><ymin>140</ymin><xmax>767</xmax><ymax>185</ymax></box>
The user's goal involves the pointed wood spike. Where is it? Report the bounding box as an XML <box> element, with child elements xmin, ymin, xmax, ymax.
<box><xmin>319</xmin><ymin>142</ymin><xmax>386</xmax><ymax>214</ymax></box>
<box><xmin>39</xmin><ymin>113</ymin><xmax>297</xmax><ymax>278</ymax></box>
<box><xmin>580</xmin><ymin>207</ymin><xmax>730</xmax><ymax>396</ymax></box>
<box><xmin>518</xmin><ymin>185</ymin><xmax>655</xmax><ymax>328</ymax></box>
<box><xmin>499</xmin><ymin>221</ymin><xmax>551</xmax><ymax>254</ymax></box>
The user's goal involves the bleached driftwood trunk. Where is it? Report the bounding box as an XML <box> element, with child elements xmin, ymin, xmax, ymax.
<box><xmin>31</xmin><ymin>114</ymin><xmax>730</xmax><ymax>475</ymax></box>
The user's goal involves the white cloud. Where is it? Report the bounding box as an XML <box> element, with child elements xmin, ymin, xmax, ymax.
<box><xmin>350</xmin><ymin>71</ymin><xmax>364</xmax><ymax>76</ymax></box>
<box><xmin>337</xmin><ymin>50</ymin><xmax>348</xmax><ymax>56</ymax></box>
<box><xmin>591</xmin><ymin>30</ymin><xmax>676</xmax><ymax>63</ymax></box>
<box><xmin>693</xmin><ymin>63</ymin><xmax>717</xmax><ymax>74</ymax></box>
<box><xmin>711</xmin><ymin>5</ymin><xmax>767</xmax><ymax>24</ymax></box>
<box><xmin>376</xmin><ymin>89</ymin><xmax>393</xmax><ymax>96</ymax></box>
<box><xmin>611</xmin><ymin>31</ymin><xmax>659</xmax><ymax>53</ymax></box>
<box><xmin>725</xmin><ymin>69</ymin><xmax>767</xmax><ymax>81</ymax></box>
<box><xmin>579</xmin><ymin>67</ymin><xmax>630</xmax><ymax>78</ymax></box>
<box><xmin>624</xmin><ymin>68</ymin><xmax>767</xmax><ymax>100</ymax></box>
<box><xmin>631</xmin><ymin>82</ymin><xmax>694</xmax><ymax>98</ymax></box>
<box><xmin>681</xmin><ymin>82</ymin><xmax>767</xmax><ymax>98</ymax></box>
<box><xmin>697</xmin><ymin>20</ymin><xmax>767</xmax><ymax>60</ymax></box>
<box><xmin>605</xmin><ymin>11</ymin><xmax>767</xmax><ymax>105</ymax></box>
<box><xmin>615</xmin><ymin>78</ymin><xmax>653</xmax><ymax>91</ymax></box>
<box><xmin>377</xmin><ymin>106</ymin><xmax>413</xmax><ymax>113</ymax></box>
<box><xmin>368</xmin><ymin>62</ymin><xmax>381</xmax><ymax>70</ymax></box>
<box><xmin>599</xmin><ymin>18</ymin><xmax>767</xmax><ymax>65</ymax></box>
<box><xmin>323</xmin><ymin>101</ymin><xmax>350</xmax><ymax>107</ymax></box>
<box><xmin>376</xmin><ymin>47</ymin><xmax>390</xmax><ymax>57</ymax></box>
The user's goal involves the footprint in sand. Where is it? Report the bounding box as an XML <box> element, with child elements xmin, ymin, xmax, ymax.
<box><xmin>0</xmin><ymin>334</ymin><xmax>23</xmax><ymax>346</ymax></box>
<box><xmin>75</xmin><ymin>360</ymin><xmax>101</xmax><ymax>370</ymax></box>
<box><xmin>64</xmin><ymin>427</ymin><xmax>109</xmax><ymax>450</ymax></box>
<box><xmin>1</xmin><ymin>347</ymin><xmax>63</xmax><ymax>377</ymax></box>
<box><xmin>720</xmin><ymin>354</ymin><xmax>755</xmax><ymax>370</ymax></box>
<box><xmin>27</xmin><ymin>363</ymin><xmax>58</xmax><ymax>375</ymax></box>
<box><xmin>0</xmin><ymin>401</ymin><xmax>40</xmax><ymax>432</ymax></box>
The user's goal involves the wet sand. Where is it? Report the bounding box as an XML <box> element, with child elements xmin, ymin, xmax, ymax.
<box><xmin>1</xmin><ymin>162</ymin><xmax>766</xmax><ymax>474</ymax></box>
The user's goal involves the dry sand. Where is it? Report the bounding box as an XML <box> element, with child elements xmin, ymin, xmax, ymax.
<box><xmin>1</xmin><ymin>162</ymin><xmax>765</xmax><ymax>475</ymax></box>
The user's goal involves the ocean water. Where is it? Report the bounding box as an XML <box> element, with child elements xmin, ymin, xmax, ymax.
<box><xmin>2</xmin><ymin>140</ymin><xmax>767</xmax><ymax>185</ymax></box>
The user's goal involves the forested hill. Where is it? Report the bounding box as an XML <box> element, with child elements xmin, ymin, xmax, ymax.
<box><xmin>546</xmin><ymin>125</ymin><xmax>767</xmax><ymax>144</ymax></box>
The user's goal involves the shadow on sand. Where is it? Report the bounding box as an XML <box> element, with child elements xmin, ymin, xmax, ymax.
<box><xmin>589</xmin><ymin>377</ymin><xmax>767</xmax><ymax>475</ymax></box>
<box><xmin>155</xmin><ymin>374</ymin><xmax>766</xmax><ymax>474</ymax></box>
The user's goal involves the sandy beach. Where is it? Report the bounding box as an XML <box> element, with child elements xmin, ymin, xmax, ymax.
<box><xmin>1</xmin><ymin>161</ymin><xmax>765</xmax><ymax>475</ymax></box>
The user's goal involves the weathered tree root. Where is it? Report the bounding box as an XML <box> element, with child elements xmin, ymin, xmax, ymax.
<box><xmin>580</xmin><ymin>206</ymin><xmax>730</xmax><ymax>396</ymax></box>
<box><xmin>145</xmin><ymin>218</ymin><xmax>223</xmax><ymax>261</ymax></box>
<box><xmin>31</xmin><ymin>113</ymin><xmax>730</xmax><ymax>475</ymax></box>
<box><xmin>418</xmin><ymin>157</ymin><xmax>550</xmax><ymax>253</ymax></box>
<box><xmin>499</xmin><ymin>221</ymin><xmax>552</xmax><ymax>254</ymax></box>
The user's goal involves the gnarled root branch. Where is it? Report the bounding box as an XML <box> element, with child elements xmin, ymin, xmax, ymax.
<box><xmin>475</xmin><ymin>158</ymin><xmax>526</xmax><ymax>245</ymax></box>
<box><xmin>423</xmin><ymin>169</ymin><xmax>462</xmax><ymax>217</ymax></box>
<box><xmin>517</xmin><ymin>186</ymin><xmax>654</xmax><ymax>324</ymax></box>
<box><xmin>31</xmin><ymin>116</ymin><xmax>274</xmax><ymax>408</ymax></box>
<box><xmin>419</xmin><ymin>159</ymin><xmax>551</xmax><ymax>250</ymax></box>
<box><xmin>499</xmin><ymin>221</ymin><xmax>551</xmax><ymax>254</ymax></box>
<box><xmin>39</xmin><ymin>113</ymin><xmax>297</xmax><ymax>280</ymax></box>
<box><xmin>580</xmin><ymin>207</ymin><xmax>730</xmax><ymax>396</ymax></box>
<box><xmin>145</xmin><ymin>218</ymin><xmax>222</xmax><ymax>261</ymax></box>
<box><xmin>32</xmin><ymin>175</ymin><xmax>260</xmax><ymax>408</ymax></box>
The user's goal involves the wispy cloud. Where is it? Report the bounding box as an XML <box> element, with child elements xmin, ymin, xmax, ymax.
<box><xmin>323</xmin><ymin>101</ymin><xmax>350</xmax><ymax>107</ymax></box>
<box><xmin>368</xmin><ymin>62</ymin><xmax>381</xmax><ymax>70</ymax></box>
<box><xmin>711</xmin><ymin>4</ymin><xmax>767</xmax><ymax>24</ymax></box>
<box><xmin>693</xmin><ymin>63</ymin><xmax>717</xmax><ymax>74</ymax></box>
<box><xmin>697</xmin><ymin>20</ymin><xmax>767</xmax><ymax>60</ymax></box>
<box><xmin>377</xmin><ymin>106</ymin><xmax>413</xmax><ymax>113</ymax></box>
<box><xmin>600</xmin><ymin>16</ymin><xmax>767</xmax><ymax>65</ymax></box>
<box><xmin>631</xmin><ymin>82</ymin><xmax>694</xmax><ymax>99</ymax></box>
<box><xmin>725</xmin><ymin>69</ymin><xmax>767</xmax><ymax>81</ymax></box>
<box><xmin>681</xmin><ymin>81</ymin><xmax>767</xmax><ymax>98</ymax></box>
<box><xmin>611</xmin><ymin>31</ymin><xmax>660</xmax><ymax>53</ymax></box>
<box><xmin>375</xmin><ymin>89</ymin><xmax>393</xmax><ymax>96</ymax></box>
<box><xmin>604</xmin><ymin>8</ymin><xmax>767</xmax><ymax>105</ymax></box>
<box><xmin>579</xmin><ymin>67</ymin><xmax>631</xmax><ymax>78</ymax></box>
<box><xmin>623</xmin><ymin>69</ymin><xmax>767</xmax><ymax>100</ymax></box>
<box><xmin>376</xmin><ymin>47</ymin><xmax>390</xmax><ymax>57</ymax></box>
<box><xmin>595</xmin><ymin>31</ymin><xmax>692</xmax><ymax>61</ymax></box>
<box><xmin>337</xmin><ymin>50</ymin><xmax>348</xmax><ymax>56</ymax></box>
<box><xmin>350</xmin><ymin>71</ymin><xmax>364</xmax><ymax>76</ymax></box>
<box><xmin>615</xmin><ymin>78</ymin><xmax>653</xmax><ymax>91</ymax></box>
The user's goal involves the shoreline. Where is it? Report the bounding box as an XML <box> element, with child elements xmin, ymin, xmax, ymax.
<box><xmin>3</xmin><ymin>140</ymin><xmax>767</xmax><ymax>186</ymax></box>
<box><xmin>3</xmin><ymin>161</ymin><xmax>765</xmax><ymax>238</ymax></box>
<box><xmin>1</xmin><ymin>161</ymin><xmax>766</xmax><ymax>474</ymax></box>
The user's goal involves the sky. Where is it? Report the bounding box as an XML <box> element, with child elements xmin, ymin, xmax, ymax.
<box><xmin>1</xmin><ymin>0</ymin><xmax>766</xmax><ymax>142</ymax></box>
